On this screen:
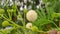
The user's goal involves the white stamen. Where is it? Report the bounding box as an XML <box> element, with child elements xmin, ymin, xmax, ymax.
<box><xmin>24</xmin><ymin>5</ymin><xmax>27</xmax><ymax>9</ymax></box>
<box><xmin>20</xmin><ymin>6</ymin><xmax>23</xmax><ymax>11</ymax></box>
<box><xmin>36</xmin><ymin>5</ymin><xmax>40</xmax><ymax>9</ymax></box>
<box><xmin>17</xmin><ymin>2</ymin><xmax>20</xmax><ymax>6</ymax></box>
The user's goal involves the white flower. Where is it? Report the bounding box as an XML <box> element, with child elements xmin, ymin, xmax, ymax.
<box><xmin>28</xmin><ymin>5</ymin><xmax>32</xmax><ymax>10</ymax></box>
<box><xmin>24</xmin><ymin>5</ymin><xmax>27</xmax><ymax>9</ymax></box>
<box><xmin>5</xmin><ymin>27</ymin><xmax>13</xmax><ymax>30</ymax></box>
<box><xmin>26</xmin><ymin>23</ymin><xmax>32</xmax><ymax>29</ymax></box>
<box><xmin>36</xmin><ymin>5</ymin><xmax>40</xmax><ymax>9</ymax></box>
<box><xmin>20</xmin><ymin>6</ymin><xmax>23</xmax><ymax>11</ymax></box>
<box><xmin>17</xmin><ymin>2</ymin><xmax>20</xmax><ymax>6</ymax></box>
<box><xmin>26</xmin><ymin>10</ymin><xmax>38</xmax><ymax>22</ymax></box>
<box><xmin>24</xmin><ymin>0</ymin><xmax>27</xmax><ymax>3</ymax></box>
<box><xmin>28</xmin><ymin>0</ymin><xmax>31</xmax><ymax>2</ymax></box>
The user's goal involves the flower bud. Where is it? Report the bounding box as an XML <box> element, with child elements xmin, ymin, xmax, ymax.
<box><xmin>0</xmin><ymin>9</ymin><xmax>5</xmax><ymax>14</ymax></box>
<box><xmin>31</xmin><ymin>26</ymin><xmax>38</xmax><ymax>32</ymax></box>
<box><xmin>2</xmin><ymin>21</ymin><xmax>10</xmax><ymax>27</ymax></box>
<box><xmin>26</xmin><ymin>23</ymin><xmax>32</xmax><ymax>29</ymax></box>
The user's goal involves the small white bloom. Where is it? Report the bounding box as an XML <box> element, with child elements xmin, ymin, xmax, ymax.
<box><xmin>28</xmin><ymin>0</ymin><xmax>31</xmax><ymax>2</ymax></box>
<box><xmin>1</xmin><ymin>0</ymin><xmax>4</xmax><ymax>5</ymax></box>
<box><xmin>20</xmin><ymin>6</ymin><xmax>23</xmax><ymax>11</ymax></box>
<box><xmin>24</xmin><ymin>5</ymin><xmax>27</xmax><ymax>9</ymax></box>
<box><xmin>28</xmin><ymin>5</ymin><xmax>32</xmax><ymax>10</ymax></box>
<box><xmin>46</xmin><ymin>2</ymin><xmax>50</xmax><ymax>6</ymax></box>
<box><xmin>36</xmin><ymin>5</ymin><xmax>40</xmax><ymax>9</ymax></box>
<box><xmin>5</xmin><ymin>27</ymin><xmax>13</xmax><ymax>30</ymax></box>
<box><xmin>24</xmin><ymin>0</ymin><xmax>27</xmax><ymax>3</ymax></box>
<box><xmin>3</xmin><ymin>27</ymin><xmax>13</xmax><ymax>33</ymax></box>
<box><xmin>10</xmin><ymin>0</ymin><xmax>12</xmax><ymax>2</ymax></box>
<box><xmin>26</xmin><ymin>23</ymin><xmax>32</xmax><ymax>29</ymax></box>
<box><xmin>31</xmin><ymin>1</ymin><xmax>33</xmax><ymax>4</ymax></box>
<box><xmin>9</xmin><ymin>2</ymin><xmax>13</xmax><ymax>6</ymax></box>
<box><xmin>17</xmin><ymin>2</ymin><xmax>20</xmax><ymax>6</ymax></box>
<box><xmin>26</xmin><ymin>10</ymin><xmax>38</xmax><ymax>22</ymax></box>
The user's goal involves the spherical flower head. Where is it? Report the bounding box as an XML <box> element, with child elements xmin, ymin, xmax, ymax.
<box><xmin>26</xmin><ymin>10</ymin><xmax>38</xmax><ymax>22</ymax></box>
<box><xmin>26</xmin><ymin>23</ymin><xmax>32</xmax><ymax>29</ymax></box>
<box><xmin>2</xmin><ymin>21</ymin><xmax>10</xmax><ymax>27</ymax></box>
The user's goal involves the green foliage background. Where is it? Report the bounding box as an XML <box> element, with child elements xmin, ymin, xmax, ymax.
<box><xmin>0</xmin><ymin>0</ymin><xmax>60</xmax><ymax>34</ymax></box>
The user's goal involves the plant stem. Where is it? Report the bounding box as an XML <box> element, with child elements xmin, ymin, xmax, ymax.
<box><xmin>17</xmin><ymin>9</ymin><xmax>24</xmax><ymax>27</ymax></box>
<box><xmin>51</xmin><ymin>21</ymin><xmax>58</xmax><ymax>28</ymax></box>
<box><xmin>1</xmin><ymin>15</ymin><xmax>22</xmax><ymax>28</ymax></box>
<box><xmin>7</xmin><ymin>12</ymin><xmax>11</xmax><ymax>20</ymax></box>
<box><xmin>24</xmin><ymin>9</ymin><xmax>26</xmax><ymax>28</ymax></box>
